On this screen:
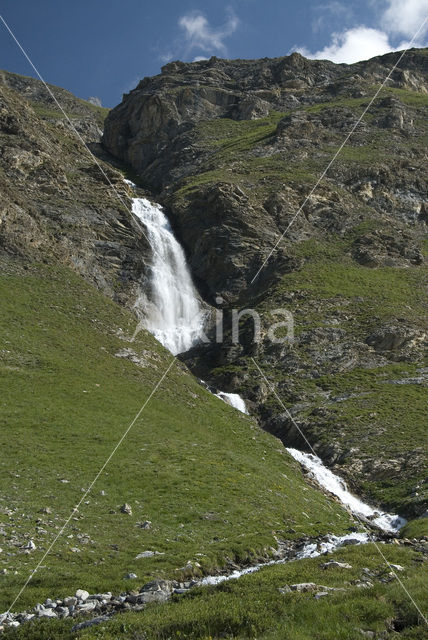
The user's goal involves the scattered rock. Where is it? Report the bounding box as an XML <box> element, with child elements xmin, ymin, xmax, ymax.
<box><xmin>290</xmin><ymin>583</ymin><xmax>318</xmax><ymax>592</ymax></box>
<box><xmin>278</xmin><ymin>585</ymin><xmax>292</xmax><ymax>594</ymax></box>
<box><xmin>35</xmin><ymin>606</ymin><xmax>57</xmax><ymax>619</ymax></box>
<box><xmin>77</xmin><ymin>601</ymin><xmax>97</xmax><ymax>612</ymax></box>
<box><xmin>321</xmin><ymin>561</ymin><xmax>352</xmax><ymax>570</ymax></box>
<box><xmin>75</xmin><ymin>589</ymin><xmax>90</xmax><ymax>602</ymax></box>
<box><xmin>135</xmin><ymin>550</ymin><xmax>164</xmax><ymax>559</ymax></box>
<box><xmin>120</xmin><ymin>503</ymin><xmax>133</xmax><ymax>515</ymax></box>
<box><xmin>365</xmin><ymin>325</ymin><xmax>418</xmax><ymax>352</ymax></box>
<box><xmin>71</xmin><ymin>615</ymin><xmax>112</xmax><ymax>632</ymax></box>
<box><xmin>22</xmin><ymin>540</ymin><xmax>36</xmax><ymax>551</ymax></box>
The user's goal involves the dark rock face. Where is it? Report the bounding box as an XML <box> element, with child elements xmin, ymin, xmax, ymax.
<box><xmin>0</xmin><ymin>72</ymin><xmax>151</xmax><ymax>307</ymax></box>
<box><xmin>103</xmin><ymin>53</ymin><xmax>343</xmax><ymax>189</ymax></box>
<box><xmin>103</xmin><ymin>49</ymin><xmax>428</xmax><ymax>189</ymax></box>
<box><xmin>352</xmin><ymin>230</ymin><xmax>423</xmax><ymax>267</ymax></box>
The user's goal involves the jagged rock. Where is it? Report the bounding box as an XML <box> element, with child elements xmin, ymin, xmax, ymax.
<box><xmin>139</xmin><ymin>580</ymin><xmax>173</xmax><ymax>594</ymax></box>
<box><xmin>375</xmin><ymin>97</ymin><xmax>411</xmax><ymax>130</ymax></box>
<box><xmin>365</xmin><ymin>325</ymin><xmax>419</xmax><ymax>352</ymax></box>
<box><xmin>0</xmin><ymin>73</ymin><xmax>151</xmax><ymax>310</ymax></box>
<box><xmin>22</xmin><ymin>540</ymin><xmax>36</xmax><ymax>551</ymax></box>
<box><xmin>115</xmin><ymin>348</ymin><xmax>149</xmax><ymax>367</ymax></box>
<box><xmin>352</xmin><ymin>230</ymin><xmax>423</xmax><ymax>267</ymax></box>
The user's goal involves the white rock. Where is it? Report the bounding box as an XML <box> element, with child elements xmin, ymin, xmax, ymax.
<box><xmin>77</xmin><ymin>601</ymin><xmax>97</xmax><ymax>612</ymax></box>
<box><xmin>75</xmin><ymin>589</ymin><xmax>90</xmax><ymax>602</ymax></box>
<box><xmin>120</xmin><ymin>503</ymin><xmax>132</xmax><ymax>515</ymax></box>
<box><xmin>37</xmin><ymin>608</ymin><xmax>57</xmax><ymax>618</ymax></box>
<box><xmin>135</xmin><ymin>550</ymin><xmax>164</xmax><ymax>559</ymax></box>
<box><xmin>290</xmin><ymin>583</ymin><xmax>318</xmax><ymax>592</ymax></box>
<box><xmin>321</xmin><ymin>561</ymin><xmax>352</xmax><ymax>569</ymax></box>
<box><xmin>23</xmin><ymin>540</ymin><xmax>36</xmax><ymax>551</ymax></box>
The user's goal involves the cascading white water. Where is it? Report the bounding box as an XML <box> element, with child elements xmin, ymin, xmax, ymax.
<box><xmin>129</xmin><ymin>185</ymin><xmax>248</xmax><ymax>413</ymax></box>
<box><xmin>286</xmin><ymin>448</ymin><xmax>406</xmax><ymax>533</ymax></box>
<box><xmin>214</xmin><ymin>391</ymin><xmax>248</xmax><ymax>414</ymax></box>
<box><xmin>132</xmin><ymin>197</ymin><xmax>205</xmax><ymax>355</ymax></box>
<box><xmin>200</xmin><ymin>532</ymin><xmax>370</xmax><ymax>586</ymax></box>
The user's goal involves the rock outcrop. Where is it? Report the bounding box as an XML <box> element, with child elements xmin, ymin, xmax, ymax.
<box><xmin>0</xmin><ymin>70</ymin><xmax>151</xmax><ymax>307</ymax></box>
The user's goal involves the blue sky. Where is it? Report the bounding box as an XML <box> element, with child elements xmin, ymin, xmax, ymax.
<box><xmin>0</xmin><ymin>1</ymin><xmax>426</xmax><ymax>107</ymax></box>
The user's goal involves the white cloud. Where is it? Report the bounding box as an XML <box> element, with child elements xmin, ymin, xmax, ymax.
<box><xmin>178</xmin><ymin>9</ymin><xmax>239</xmax><ymax>57</ymax></box>
<box><xmin>159</xmin><ymin>52</ymin><xmax>174</xmax><ymax>64</ymax></box>
<box><xmin>298</xmin><ymin>27</ymin><xmax>395</xmax><ymax>64</ymax></box>
<box><xmin>381</xmin><ymin>0</ymin><xmax>428</xmax><ymax>38</ymax></box>
<box><xmin>193</xmin><ymin>56</ymin><xmax>209</xmax><ymax>62</ymax></box>
<box><xmin>297</xmin><ymin>0</ymin><xmax>427</xmax><ymax>64</ymax></box>
<box><xmin>311</xmin><ymin>2</ymin><xmax>354</xmax><ymax>34</ymax></box>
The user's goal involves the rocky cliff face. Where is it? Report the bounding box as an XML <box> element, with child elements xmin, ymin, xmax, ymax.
<box><xmin>0</xmin><ymin>70</ymin><xmax>151</xmax><ymax>307</ymax></box>
<box><xmin>103</xmin><ymin>50</ymin><xmax>428</xmax><ymax>517</ymax></box>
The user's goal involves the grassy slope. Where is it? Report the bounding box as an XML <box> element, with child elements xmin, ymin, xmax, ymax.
<box><xmin>30</xmin><ymin>101</ymin><xmax>109</xmax><ymax>128</ymax></box>
<box><xmin>7</xmin><ymin>543</ymin><xmax>428</xmax><ymax>639</ymax></box>
<box><xmin>0</xmin><ymin>69</ymin><xmax>109</xmax><ymax>127</ymax></box>
<box><xmin>0</xmin><ymin>258</ymin><xmax>354</xmax><ymax>613</ymax></box>
<box><xmin>175</xmin><ymin>87</ymin><xmax>428</xmax><ymax>202</ymax></box>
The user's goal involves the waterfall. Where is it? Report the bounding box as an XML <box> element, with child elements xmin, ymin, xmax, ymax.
<box><xmin>131</xmin><ymin>196</ymin><xmax>205</xmax><ymax>355</ymax></box>
<box><xmin>129</xmin><ymin>186</ymin><xmax>247</xmax><ymax>413</ymax></box>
